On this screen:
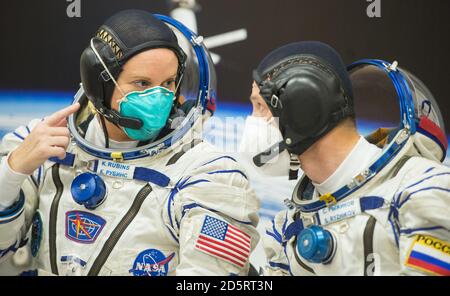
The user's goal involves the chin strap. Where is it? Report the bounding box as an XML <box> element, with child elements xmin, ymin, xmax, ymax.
<box><xmin>289</xmin><ymin>154</ymin><xmax>300</xmax><ymax>180</ymax></box>
<box><xmin>98</xmin><ymin>115</ymin><xmax>110</xmax><ymax>149</ymax></box>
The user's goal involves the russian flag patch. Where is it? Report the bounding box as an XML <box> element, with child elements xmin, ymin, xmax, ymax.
<box><xmin>405</xmin><ymin>234</ymin><xmax>450</xmax><ymax>276</ymax></box>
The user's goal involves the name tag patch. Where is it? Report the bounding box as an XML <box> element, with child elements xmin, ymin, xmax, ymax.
<box><xmin>97</xmin><ymin>160</ymin><xmax>135</xmax><ymax>180</ymax></box>
<box><xmin>318</xmin><ymin>199</ymin><xmax>361</xmax><ymax>225</ymax></box>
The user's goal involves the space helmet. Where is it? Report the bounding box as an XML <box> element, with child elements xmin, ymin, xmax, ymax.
<box><xmin>293</xmin><ymin>59</ymin><xmax>447</xmax><ymax>213</ymax></box>
<box><xmin>68</xmin><ymin>10</ymin><xmax>217</xmax><ymax>161</ymax></box>
<box><xmin>349</xmin><ymin>60</ymin><xmax>447</xmax><ymax>163</ymax></box>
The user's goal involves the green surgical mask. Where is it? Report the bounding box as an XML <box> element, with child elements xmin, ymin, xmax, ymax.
<box><xmin>118</xmin><ymin>86</ymin><xmax>175</xmax><ymax>141</ymax></box>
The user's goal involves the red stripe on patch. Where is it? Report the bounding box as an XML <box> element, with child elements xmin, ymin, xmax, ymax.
<box><xmin>228</xmin><ymin>224</ymin><xmax>251</xmax><ymax>241</ymax></box>
<box><xmin>198</xmin><ymin>235</ymin><xmax>249</xmax><ymax>258</ymax></box>
<box><xmin>196</xmin><ymin>245</ymin><xmax>244</xmax><ymax>267</ymax></box>
<box><xmin>407</xmin><ymin>257</ymin><xmax>450</xmax><ymax>276</ymax></box>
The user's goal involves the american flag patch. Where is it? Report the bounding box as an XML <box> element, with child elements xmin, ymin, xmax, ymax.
<box><xmin>195</xmin><ymin>215</ymin><xmax>251</xmax><ymax>268</ymax></box>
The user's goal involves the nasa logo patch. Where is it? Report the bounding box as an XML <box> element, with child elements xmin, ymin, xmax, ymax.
<box><xmin>129</xmin><ymin>249</ymin><xmax>175</xmax><ymax>276</ymax></box>
<box><xmin>65</xmin><ymin>211</ymin><xmax>106</xmax><ymax>244</ymax></box>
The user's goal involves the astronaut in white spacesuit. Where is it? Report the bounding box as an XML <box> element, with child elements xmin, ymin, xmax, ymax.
<box><xmin>241</xmin><ymin>41</ymin><xmax>450</xmax><ymax>276</ymax></box>
<box><xmin>0</xmin><ymin>10</ymin><xmax>260</xmax><ymax>276</ymax></box>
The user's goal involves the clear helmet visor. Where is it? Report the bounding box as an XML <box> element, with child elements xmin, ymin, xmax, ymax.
<box><xmin>170</xmin><ymin>23</ymin><xmax>217</xmax><ymax>110</ymax></box>
<box><xmin>69</xmin><ymin>15</ymin><xmax>217</xmax><ymax>161</ymax></box>
<box><xmin>402</xmin><ymin>68</ymin><xmax>445</xmax><ymax>131</ymax></box>
<box><xmin>349</xmin><ymin>64</ymin><xmax>401</xmax><ymax>132</ymax></box>
<box><xmin>166</xmin><ymin>22</ymin><xmax>217</xmax><ymax>115</ymax></box>
<box><xmin>349</xmin><ymin>61</ymin><xmax>447</xmax><ymax>161</ymax></box>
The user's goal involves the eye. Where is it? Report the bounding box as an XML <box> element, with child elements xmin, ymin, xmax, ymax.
<box><xmin>133</xmin><ymin>80</ymin><xmax>151</xmax><ymax>89</ymax></box>
<box><xmin>163</xmin><ymin>78</ymin><xmax>176</xmax><ymax>89</ymax></box>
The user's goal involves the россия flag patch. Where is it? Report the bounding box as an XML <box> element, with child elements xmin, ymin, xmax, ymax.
<box><xmin>405</xmin><ymin>234</ymin><xmax>450</xmax><ymax>276</ymax></box>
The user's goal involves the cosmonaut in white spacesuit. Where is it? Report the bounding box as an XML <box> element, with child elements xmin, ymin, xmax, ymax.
<box><xmin>240</xmin><ymin>41</ymin><xmax>449</xmax><ymax>276</ymax></box>
<box><xmin>0</xmin><ymin>10</ymin><xmax>260</xmax><ymax>276</ymax></box>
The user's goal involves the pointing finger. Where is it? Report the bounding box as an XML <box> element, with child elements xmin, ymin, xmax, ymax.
<box><xmin>45</xmin><ymin>103</ymin><xmax>80</xmax><ymax>126</ymax></box>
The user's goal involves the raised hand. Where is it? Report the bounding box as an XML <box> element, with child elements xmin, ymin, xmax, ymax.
<box><xmin>8</xmin><ymin>103</ymin><xmax>80</xmax><ymax>175</ymax></box>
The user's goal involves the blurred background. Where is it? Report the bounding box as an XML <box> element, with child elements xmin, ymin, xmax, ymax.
<box><xmin>0</xmin><ymin>0</ymin><xmax>449</xmax><ymax>270</ymax></box>
<box><xmin>0</xmin><ymin>0</ymin><xmax>448</xmax><ymax>146</ymax></box>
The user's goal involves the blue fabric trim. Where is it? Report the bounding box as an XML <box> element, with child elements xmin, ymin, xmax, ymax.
<box><xmin>200</xmin><ymin>156</ymin><xmax>237</xmax><ymax>167</ymax></box>
<box><xmin>389</xmin><ymin>219</ymin><xmax>400</xmax><ymax>248</ymax></box>
<box><xmin>13</xmin><ymin>132</ymin><xmax>24</xmax><ymax>141</ymax></box>
<box><xmin>167</xmin><ymin>190</ymin><xmax>176</xmax><ymax>230</ymax></box>
<box><xmin>133</xmin><ymin>167</ymin><xmax>171</xmax><ymax>187</ymax></box>
<box><xmin>207</xmin><ymin>169</ymin><xmax>248</xmax><ymax>180</ymax></box>
<box><xmin>398</xmin><ymin>186</ymin><xmax>450</xmax><ymax>208</ymax></box>
<box><xmin>0</xmin><ymin>242</ymin><xmax>17</xmax><ymax>258</ymax></box>
<box><xmin>282</xmin><ymin>212</ymin><xmax>288</xmax><ymax>234</ymax></box>
<box><xmin>269</xmin><ymin>261</ymin><xmax>290</xmax><ymax>271</ymax></box>
<box><xmin>400</xmin><ymin>172</ymin><xmax>450</xmax><ymax>194</ymax></box>
<box><xmin>284</xmin><ymin>220</ymin><xmax>304</xmax><ymax>241</ymax></box>
<box><xmin>315</xmin><ymin>212</ymin><xmax>321</xmax><ymax>225</ymax></box>
<box><xmin>0</xmin><ymin>191</ymin><xmax>25</xmax><ymax>221</ymax></box>
<box><xmin>399</xmin><ymin>226</ymin><xmax>446</xmax><ymax>235</ymax></box>
<box><xmin>298</xmin><ymin>138</ymin><xmax>408</xmax><ymax>213</ymax></box>
<box><xmin>266</xmin><ymin>231</ymin><xmax>282</xmax><ymax>244</ymax></box>
<box><xmin>181</xmin><ymin>203</ymin><xmax>200</xmax><ymax>217</ymax></box>
<box><xmin>167</xmin><ymin>177</ymin><xmax>212</xmax><ymax>231</ymax></box>
<box><xmin>50</xmin><ymin>154</ymin><xmax>172</xmax><ymax>187</ymax></box>
<box><xmin>388</xmin><ymin>205</ymin><xmax>400</xmax><ymax>248</ymax></box>
<box><xmin>0</xmin><ymin>238</ymin><xmax>28</xmax><ymax>258</ymax></box>
<box><xmin>0</xmin><ymin>210</ymin><xmax>24</xmax><ymax>224</ymax></box>
<box><xmin>20</xmin><ymin>270</ymin><xmax>38</xmax><ymax>276</ymax></box>
<box><xmin>25</xmin><ymin>126</ymin><xmax>31</xmax><ymax>134</ymax></box>
<box><xmin>167</xmin><ymin>178</ymin><xmax>187</xmax><ymax>230</ymax></box>
<box><xmin>271</xmin><ymin>219</ymin><xmax>283</xmax><ymax>243</ymax></box>
<box><xmin>180</xmin><ymin>179</ymin><xmax>211</xmax><ymax>189</ymax></box>
<box><xmin>167</xmin><ymin>165</ymin><xmax>254</xmax><ymax>237</ymax></box>
<box><xmin>360</xmin><ymin>196</ymin><xmax>385</xmax><ymax>211</ymax></box>
<box><xmin>49</xmin><ymin>152</ymin><xmax>75</xmax><ymax>167</ymax></box>
<box><xmin>424</xmin><ymin>167</ymin><xmax>435</xmax><ymax>174</ymax></box>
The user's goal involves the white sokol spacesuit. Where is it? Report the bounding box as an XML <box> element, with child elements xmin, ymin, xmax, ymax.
<box><xmin>0</xmin><ymin>13</ymin><xmax>260</xmax><ymax>276</ymax></box>
<box><xmin>262</xmin><ymin>60</ymin><xmax>450</xmax><ymax>276</ymax></box>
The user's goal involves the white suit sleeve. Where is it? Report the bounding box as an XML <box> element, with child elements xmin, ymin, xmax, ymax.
<box><xmin>164</xmin><ymin>154</ymin><xmax>260</xmax><ymax>276</ymax></box>
<box><xmin>0</xmin><ymin>155</ymin><xmax>28</xmax><ymax>210</ymax></box>
<box><xmin>0</xmin><ymin>119</ymin><xmax>42</xmax><ymax>263</ymax></box>
<box><xmin>263</xmin><ymin>210</ymin><xmax>292</xmax><ymax>276</ymax></box>
<box><xmin>392</xmin><ymin>161</ymin><xmax>450</xmax><ymax>276</ymax></box>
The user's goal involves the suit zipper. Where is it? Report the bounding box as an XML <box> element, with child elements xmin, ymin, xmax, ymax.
<box><xmin>49</xmin><ymin>164</ymin><xmax>63</xmax><ymax>275</ymax></box>
<box><xmin>363</xmin><ymin>215</ymin><xmax>377</xmax><ymax>276</ymax></box>
<box><xmin>88</xmin><ymin>184</ymin><xmax>153</xmax><ymax>276</ymax></box>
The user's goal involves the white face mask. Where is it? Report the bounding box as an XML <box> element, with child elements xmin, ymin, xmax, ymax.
<box><xmin>239</xmin><ymin>116</ymin><xmax>292</xmax><ymax>176</ymax></box>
